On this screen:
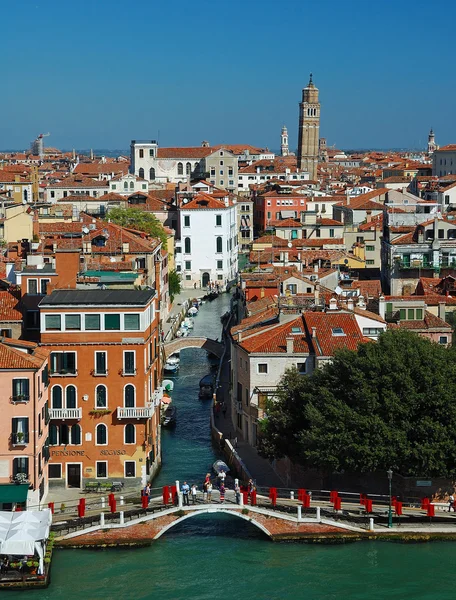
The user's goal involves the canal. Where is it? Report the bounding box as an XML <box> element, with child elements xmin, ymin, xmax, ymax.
<box><xmin>10</xmin><ymin>294</ymin><xmax>456</xmax><ymax>599</ymax></box>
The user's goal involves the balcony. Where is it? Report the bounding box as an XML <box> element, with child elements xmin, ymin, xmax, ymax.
<box><xmin>50</xmin><ymin>370</ymin><xmax>78</xmax><ymax>377</ymax></box>
<box><xmin>117</xmin><ymin>406</ymin><xmax>153</xmax><ymax>419</ymax></box>
<box><xmin>48</xmin><ymin>407</ymin><xmax>82</xmax><ymax>420</ymax></box>
<box><xmin>10</xmin><ymin>395</ymin><xmax>30</xmax><ymax>403</ymax></box>
<box><xmin>11</xmin><ymin>434</ymin><xmax>29</xmax><ymax>447</ymax></box>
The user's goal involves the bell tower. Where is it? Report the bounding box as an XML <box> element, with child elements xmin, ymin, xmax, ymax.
<box><xmin>281</xmin><ymin>125</ymin><xmax>289</xmax><ymax>156</ymax></box>
<box><xmin>427</xmin><ymin>128</ymin><xmax>438</xmax><ymax>154</ymax></box>
<box><xmin>297</xmin><ymin>74</ymin><xmax>320</xmax><ymax>181</ymax></box>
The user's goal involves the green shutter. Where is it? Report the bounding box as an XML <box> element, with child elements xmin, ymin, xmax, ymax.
<box><xmin>416</xmin><ymin>308</ymin><xmax>423</xmax><ymax>320</ymax></box>
<box><xmin>104</xmin><ymin>314</ymin><xmax>120</xmax><ymax>330</ymax></box>
<box><xmin>45</xmin><ymin>315</ymin><xmax>61</xmax><ymax>330</ymax></box>
<box><xmin>85</xmin><ymin>314</ymin><xmax>100</xmax><ymax>330</ymax></box>
<box><xmin>408</xmin><ymin>309</ymin><xmax>414</xmax><ymax>320</ymax></box>
<box><xmin>124</xmin><ymin>314</ymin><xmax>140</xmax><ymax>330</ymax></box>
<box><xmin>399</xmin><ymin>309</ymin><xmax>406</xmax><ymax>320</ymax></box>
<box><xmin>65</xmin><ymin>314</ymin><xmax>81</xmax><ymax>330</ymax></box>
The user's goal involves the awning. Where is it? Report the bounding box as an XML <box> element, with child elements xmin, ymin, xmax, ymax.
<box><xmin>0</xmin><ymin>484</ymin><xmax>29</xmax><ymax>504</ymax></box>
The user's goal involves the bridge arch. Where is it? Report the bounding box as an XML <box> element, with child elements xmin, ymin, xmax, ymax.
<box><xmin>154</xmin><ymin>508</ymin><xmax>272</xmax><ymax>540</ymax></box>
<box><xmin>164</xmin><ymin>337</ymin><xmax>224</xmax><ymax>359</ymax></box>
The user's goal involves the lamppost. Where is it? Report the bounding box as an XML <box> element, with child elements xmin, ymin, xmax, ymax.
<box><xmin>387</xmin><ymin>468</ymin><xmax>393</xmax><ymax>528</ymax></box>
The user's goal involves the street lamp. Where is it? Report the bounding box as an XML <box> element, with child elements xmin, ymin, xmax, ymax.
<box><xmin>387</xmin><ymin>468</ymin><xmax>393</xmax><ymax>528</ymax></box>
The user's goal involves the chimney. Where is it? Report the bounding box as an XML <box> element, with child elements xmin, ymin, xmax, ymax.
<box><xmin>311</xmin><ymin>326</ymin><xmax>317</xmax><ymax>338</ymax></box>
<box><xmin>286</xmin><ymin>337</ymin><xmax>294</xmax><ymax>353</ymax></box>
<box><xmin>347</xmin><ymin>297</ymin><xmax>354</xmax><ymax>311</ymax></box>
<box><xmin>314</xmin><ymin>263</ymin><xmax>319</xmax><ymax>274</ymax></box>
<box><xmin>224</xmin><ymin>197</ymin><xmax>229</xmax><ymax>207</ymax></box>
<box><xmin>314</xmin><ymin>283</ymin><xmax>320</xmax><ymax>303</ymax></box>
<box><xmin>329</xmin><ymin>297</ymin><xmax>338</xmax><ymax>310</ymax></box>
<box><xmin>366</xmin><ymin>211</ymin><xmax>372</xmax><ymax>223</ymax></box>
<box><xmin>122</xmin><ymin>242</ymin><xmax>130</xmax><ymax>254</ymax></box>
<box><xmin>379</xmin><ymin>294</ymin><xmax>385</xmax><ymax>319</ymax></box>
<box><xmin>438</xmin><ymin>301</ymin><xmax>446</xmax><ymax>321</ymax></box>
<box><xmin>357</xmin><ymin>295</ymin><xmax>366</xmax><ymax>310</ymax></box>
<box><xmin>238</xmin><ymin>330</ymin><xmax>242</xmax><ymax>342</ymax></box>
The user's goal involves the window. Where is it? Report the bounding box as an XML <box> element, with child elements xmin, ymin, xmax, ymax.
<box><xmin>177</xmin><ymin>162</ymin><xmax>183</xmax><ymax>175</ymax></box>
<box><xmin>96</xmin><ymin>385</ymin><xmax>107</xmax><ymax>408</ymax></box>
<box><xmin>125</xmin><ymin>314</ymin><xmax>140</xmax><ymax>330</ymax></box>
<box><xmin>217</xmin><ymin>274</ymin><xmax>223</xmax><ymax>280</ymax></box>
<box><xmin>96</xmin><ymin>462</ymin><xmax>108</xmax><ymax>478</ymax></box>
<box><xmin>95</xmin><ymin>351</ymin><xmax>107</xmax><ymax>375</ymax></box>
<box><xmin>216</xmin><ymin>215</ymin><xmax>222</xmax><ymax>226</ymax></box>
<box><xmin>48</xmin><ymin>464</ymin><xmax>62</xmax><ymax>479</ymax></box>
<box><xmin>220</xmin><ymin>170</ymin><xmax>224</xmax><ymax>176</ymax></box>
<box><xmin>186</xmin><ymin>162</ymin><xmax>191</xmax><ymax>175</ymax></box>
<box><xmin>12</xmin><ymin>417</ymin><xmax>29</xmax><ymax>444</ymax></box>
<box><xmin>124</xmin><ymin>385</ymin><xmax>135</xmax><ymax>407</ymax></box>
<box><xmin>13</xmin><ymin>457</ymin><xmax>29</xmax><ymax>478</ymax></box>
<box><xmin>41</xmin><ymin>279</ymin><xmax>50</xmax><ymax>294</ymax></box>
<box><xmin>71</xmin><ymin>424</ymin><xmax>81</xmax><ymax>445</ymax></box>
<box><xmin>366</xmin><ymin>260</ymin><xmax>375</xmax><ymax>265</ymax></box>
<box><xmin>184</xmin><ymin>237</ymin><xmax>191</xmax><ymax>254</ymax></box>
<box><xmin>332</xmin><ymin>328</ymin><xmax>345</xmax><ymax>336</ymax></box>
<box><xmin>85</xmin><ymin>314</ymin><xmax>101</xmax><ymax>330</ymax></box>
<box><xmin>440</xmin><ymin>336</ymin><xmax>448</xmax><ymax>345</ymax></box>
<box><xmin>149</xmin><ymin>167</ymin><xmax>155</xmax><ymax>180</ymax></box>
<box><xmin>104</xmin><ymin>314</ymin><xmax>120</xmax><ymax>330</ymax></box>
<box><xmin>124</xmin><ymin>351</ymin><xmax>135</xmax><ymax>375</ymax></box>
<box><xmin>51</xmin><ymin>385</ymin><xmax>62</xmax><ymax>409</ymax></box>
<box><xmin>45</xmin><ymin>315</ymin><xmax>61</xmax><ymax>330</ymax></box>
<box><xmin>65</xmin><ymin>314</ymin><xmax>81</xmax><ymax>330</ymax></box>
<box><xmin>365</xmin><ymin>245</ymin><xmax>375</xmax><ymax>252</ymax></box>
<box><xmin>66</xmin><ymin>385</ymin><xmax>76</xmax><ymax>408</ymax></box>
<box><xmin>362</xmin><ymin>328</ymin><xmax>384</xmax><ymax>336</ymax></box>
<box><xmin>217</xmin><ymin>260</ymin><xmax>223</xmax><ymax>269</ymax></box>
<box><xmin>28</xmin><ymin>279</ymin><xmax>38</xmax><ymax>294</ymax></box>
<box><xmin>138</xmin><ymin>168</ymin><xmax>144</xmax><ymax>179</ymax></box>
<box><xmin>50</xmin><ymin>352</ymin><xmax>76</xmax><ymax>375</ymax></box>
<box><xmin>258</xmin><ymin>363</ymin><xmax>268</xmax><ymax>374</ymax></box>
<box><xmin>399</xmin><ymin>308</ymin><xmax>406</xmax><ymax>320</ymax></box>
<box><xmin>124</xmin><ymin>181</ymin><xmax>128</xmax><ymax>190</ymax></box>
<box><xmin>438</xmin><ymin>229</ymin><xmax>445</xmax><ymax>239</ymax></box>
<box><xmin>139</xmin><ymin>149</ymin><xmax>144</xmax><ymax>158</ymax></box>
<box><xmin>125</xmin><ymin>461</ymin><xmax>136</xmax><ymax>477</ymax></box>
<box><xmin>407</xmin><ymin>308</ymin><xmax>414</xmax><ymax>320</ymax></box>
<box><xmin>216</xmin><ymin>237</ymin><xmax>222</xmax><ymax>253</ymax></box>
<box><xmin>220</xmin><ymin>160</ymin><xmax>224</xmax><ymax>166</ymax></box>
<box><xmin>329</xmin><ymin>229</ymin><xmax>335</xmax><ymax>238</ymax></box>
<box><xmin>185</xmin><ymin>261</ymin><xmax>191</xmax><ymax>270</ymax></box>
<box><xmin>96</xmin><ymin>423</ymin><xmax>107</xmax><ymax>445</ymax></box>
<box><xmin>184</xmin><ymin>216</ymin><xmax>190</xmax><ymax>227</ymax></box>
<box><xmin>49</xmin><ymin>424</ymin><xmax>58</xmax><ymax>445</ymax></box>
<box><xmin>416</xmin><ymin>308</ymin><xmax>423</xmax><ymax>320</ymax></box>
<box><xmin>12</xmin><ymin>379</ymin><xmax>29</xmax><ymax>402</ymax></box>
<box><xmin>125</xmin><ymin>423</ymin><xmax>135</xmax><ymax>444</ymax></box>
<box><xmin>297</xmin><ymin>362</ymin><xmax>306</xmax><ymax>374</ymax></box>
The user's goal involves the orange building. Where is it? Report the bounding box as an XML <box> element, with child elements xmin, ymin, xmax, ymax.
<box><xmin>39</xmin><ymin>289</ymin><xmax>161</xmax><ymax>491</ymax></box>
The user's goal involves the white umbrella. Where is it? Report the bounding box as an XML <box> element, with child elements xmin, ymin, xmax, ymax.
<box><xmin>11</xmin><ymin>511</ymin><xmax>41</xmax><ymax>524</ymax></box>
<box><xmin>2</xmin><ymin>527</ymin><xmax>36</xmax><ymax>555</ymax></box>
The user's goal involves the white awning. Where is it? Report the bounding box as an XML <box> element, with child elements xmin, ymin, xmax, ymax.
<box><xmin>0</xmin><ymin>509</ymin><xmax>52</xmax><ymax>557</ymax></box>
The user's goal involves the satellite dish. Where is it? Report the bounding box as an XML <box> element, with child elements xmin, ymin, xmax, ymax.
<box><xmin>183</xmin><ymin>198</ymin><xmax>189</xmax><ymax>204</ymax></box>
<box><xmin>82</xmin><ymin>226</ymin><xmax>89</xmax><ymax>234</ymax></box>
<box><xmin>287</xmin><ymin>242</ymin><xmax>292</xmax><ymax>248</ymax></box>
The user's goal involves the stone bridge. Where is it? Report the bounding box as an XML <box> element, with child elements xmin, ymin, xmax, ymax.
<box><xmin>164</xmin><ymin>337</ymin><xmax>224</xmax><ymax>359</ymax></box>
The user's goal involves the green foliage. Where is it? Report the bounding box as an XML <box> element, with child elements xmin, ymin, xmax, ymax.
<box><xmin>108</xmin><ymin>207</ymin><xmax>167</xmax><ymax>245</ymax></box>
<box><xmin>258</xmin><ymin>329</ymin><xmax>456</xmax><ymax>478</ymax></box>
<box><xmin>168</xmin><ymin>268</ymin><xmax>181</xmax><ymax>302</ymax></box>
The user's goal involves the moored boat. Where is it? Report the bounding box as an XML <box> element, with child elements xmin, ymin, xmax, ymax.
<box><xmin>212</xmin><ymin>460</ymin><xmax>230</xmax><ymax>474</ymax></box>
<box><xmin>199</xmin><ymin>373</ymin><xmax>214</xmax><ymax>399</ymax></box>
<box><xmin>162</xmin><ymin>405</ymin><xmax>177</xmax><ymax>427</ymax></box>
<box><xmin>164</xmin><ymin>361</ymin><xmax>179</xmax><ymax>373</ymax></box>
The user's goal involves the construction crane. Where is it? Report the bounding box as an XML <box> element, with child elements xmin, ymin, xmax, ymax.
<box><xmin>31</xmin><ymin>132</ymin><xmax>50</xmax><ymax>158</ymax></box>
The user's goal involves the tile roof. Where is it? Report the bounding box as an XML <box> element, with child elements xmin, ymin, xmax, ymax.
<box><xmin>437</xmin><ymin>145</ymin><xmax>456</xmax><ymax>152</ymax></box>
<box><xmin>0</xmin><ymin>290</ymin><xmax>22</xmax><ymax>321</ymax></box>
<box><xmin>0</xmin><ymin>342</ymin><xmax>46</xmax><ymax>370</ymax></box>
<box><xmin>231</xmin><ymin>307</ymin><xmax>279</xmax><ymax>335</ymax></box>
<box><xmin>46</xmin><ymin>176</ymin><xmax>109</xmax><ymax>189</ymax></box>
<box><xmin>182</xmin><ymin>192</ymin><xmax>232</xmax><ymax>210</ymax></box>
<box><xmin>236</xmin><ymin>316</ymin><xmax>310</xmax><ymax>354</ymax></box>
<box><xmin>303</xmin><ymin>311</ymin><xmax>368</xmax><ymax>356</ymax></box>
<box><xmin>157</xmin><ymin>147</ymin><xmax>214</xmax><ymax>159</ymax></box>
<box><xmin>73</xmin><ymin>162</ymin><xmax>129</xmax><ymax>176</ymax></box>
<box><xmin>398</xmin><ymin>311</ymin><xmax>452</xmax><ymax>331</ymax></box>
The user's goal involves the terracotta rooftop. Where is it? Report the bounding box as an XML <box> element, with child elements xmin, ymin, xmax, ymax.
<box><xmin>0</xmin><ymin>342</ymin><xmax>47</xmax><ymax>370</ymax></box>
<box><xmin>0</xmin><ymin>290</ymin><xmax>22</xmax><ymax>321</ymax></box>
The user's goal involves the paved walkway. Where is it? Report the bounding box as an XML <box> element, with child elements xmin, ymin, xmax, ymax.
<box><xmin>162</xmin><ymin>289</ymin><xmax>205</xmax><ymax>339</ymax></box>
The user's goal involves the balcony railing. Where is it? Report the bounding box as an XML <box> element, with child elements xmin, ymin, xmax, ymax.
<box><xmin>50</xmin><ymin>369</ymin><xmax>78</xmax><ymax>377</ymax></box>
<box><xmin>117</xmin><ymin>406</ymin><xmax>153</xmax><ymax>419</ymax></box>
<box><xmin>10</xmin><ymin>395</ymin><xmax>30</xmax><ymax>403</ymax></box>
<box><xmin>397</xmin><ymin>261</ymin><xmax>433</xmax><ymax>270</ymax></box>
<box><xmin>48</xmin><ymin>407</ymin><xmax>82</xmax><ymax>420</ymax></box>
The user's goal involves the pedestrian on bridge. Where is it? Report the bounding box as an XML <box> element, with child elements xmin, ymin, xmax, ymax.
<box><xmin>202</xmin><ymin>481</ymin><xmax>208</xmax><ymax>503</ymax></box>
<box><xmin>207</xmin><ymin>482</ymin><xmax>213</xmax><ymax>503</ymax></box>
<box><xmin>182</xmin><ymin>482</ymin><xmax>190</xmax><ymax>506</ymax></box>
<box><xmin>235</xmin><ymin>482</ymin><xmax>241</xmax><ymax>505</ymax></box>
<box><xmin>191</xmin><ymin>484</ymin><xmax>198</xmax><ymax>504</ymax></box>
<box><xmin>219</xmin><ymin>483</ymin><xmax>225</xmax><ymax>503</ymax></box>
<box><xmin>449</xmin><ymin>494</ymin><xmax>454</xmax><ymax>512</ymax></box>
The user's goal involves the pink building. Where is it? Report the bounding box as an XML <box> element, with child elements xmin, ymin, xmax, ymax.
<box><xmin>0</xmin><ymin>339</ymin><xmax>49</xmax><ymax>509</ymax></box>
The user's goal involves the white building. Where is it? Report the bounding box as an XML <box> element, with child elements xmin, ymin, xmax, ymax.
<box><xmin>175</xmin><ymin>192</ymin><xmax>238</xmax><ymax>288</ymax></box>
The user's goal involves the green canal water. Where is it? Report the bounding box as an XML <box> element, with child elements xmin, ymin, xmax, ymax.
<box><xmin>11</xmin><ymin>294</ymin><xmax>455</xmax><ymax>599</ymax></box>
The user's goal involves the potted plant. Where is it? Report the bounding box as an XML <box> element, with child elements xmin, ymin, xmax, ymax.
<box><xmin>15</xmin><ymin>432</ymin><xmax>25</xmax><ymax>444</ymax></box>
<box><xmin>60</xmin><ymin>503</ymin><xmax>65</xmax><ymax>513</ymax></box>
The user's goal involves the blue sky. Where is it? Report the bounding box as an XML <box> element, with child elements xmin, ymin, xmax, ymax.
<box><xmin>2</xmin><ymin>0</ymin><xmax>455</xmax><ymax>151</ymax></box>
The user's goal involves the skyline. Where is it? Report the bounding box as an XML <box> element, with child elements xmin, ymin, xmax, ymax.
<box><xmin>2</xmin><ymin>0</ymin><xmax>455</xmax><ymax>151</ymax></box>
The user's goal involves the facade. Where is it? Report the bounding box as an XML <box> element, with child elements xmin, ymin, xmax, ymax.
<box><xmin>0</xmin><ymin>341</ymin><xmax>50</xmax><ymax>508</ymax></box>
<box><xmin>297</xmin><ymin>75</ymin><xmax>320</xmax><ymax>181</ymax></box>
<box><xmin>176</xmin><ymin>192</ymin><xmax>238</xmax><ymax>288</ymax></box>
<box><xmin>39</xmin><ymin>289</ymin><xmax>162</xmax><ymax>490</ymax></box>
<box><xmin>281</xmin><ymin>126</ymin><xmax>289</xmax><ymax>157</ymax></box>
<box><xmin>238</xmin><ymin>199</ymin><xmax>254</xmax><ymax>252</ymax></box>
<box><xmin>433</xmin><ymin>145</ymin><xmax>456</xmax><ymax>177</ymax></box>
<box><xmin>45</xmin><ymin>177</ymin><xmax>109</xmax><ymax>202</ymax></box>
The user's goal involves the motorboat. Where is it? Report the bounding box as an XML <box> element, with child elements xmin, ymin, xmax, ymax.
<box><xmin>183</xmin><ymin>317</ymin><xmax>194</xmax><ymax>329</ymax></box>
<box><xmin>199</xmin><ymin>373</ymin><xmax>214</xmax><ymax>399</ymax></box>
<box><xmin>188</xmin><ymin>306</ymin><xmax>198</xmax><ymax>316</ymax></box>
<box><xmin>162</xmin><ymin>379</ymin><xmax>174</xmax><ymax>392</ymax></box>
<box><xmin>212</xmin><ymin>460</ymin><xmax>230</xmax><ymax>475</ymax></box>
<box><xmin>164</xmin><ymin>362</ymin><xmax>179</xmax><ymax>373</ymax></box>
<box><xmin>166</xmin><ymin>354</ymin><xmax>180</xmax><ymax>365</ymax></box>
<box><xmin>162</xmin><ymin>405</ymin><xmax>177</xmax><ymax>427</ymax></box>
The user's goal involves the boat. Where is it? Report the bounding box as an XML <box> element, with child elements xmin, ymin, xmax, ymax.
<box><xmin>207</xmin><ymin>352</ymin><xmax>220</xmax><ymax>367</ymax></box>
<box><xmin>162</xmin><ymin>379</ymin><xmax>174</xmax><ymax>392</ymax></box>
<box><xmin>183</xmin><ymin>317</ymin><xmax>194</xmax><ymax>329</ymax></box>
<box><xmin>212</xmin><ymin>460</ymin><xmax>230</xmax><ymax>475</ymax></box>
<box><xmin>188</xmin><ymin>306</ymin><xmax>198</xmax><ymax>316</ymax></box>
<box><xmin>164</xmin><ymin>362</ymin><xmax>179</xmax><ymax>373</ymax></box>
<box><xmin>162</xmin><ymin>405</ymin><xmax>177</xmax><ymax>427</ymax></box>
<box><xmin>199</xmin><ymin>373</ymin><xmax>214</xmax><ymax>399</ymax></box>
<box><xmin>166</xmin><ymin>354</ymin><xmax>180</xmax><ymax>365</ymax></box>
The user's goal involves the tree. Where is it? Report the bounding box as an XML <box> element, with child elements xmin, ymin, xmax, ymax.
<box><xmin>168</xmin><ymin>269</ymin><xmax>181</xmax><ymax>302</ymax></box>
<box><xmin>258</xmin><ymin>329</ymin><xmax>456</xmax><ymax>478</ymax></box>
<box><xmin>108</xmin><ymin>207</ymin><xmax>167</xmax><ymax>245</ymax></box>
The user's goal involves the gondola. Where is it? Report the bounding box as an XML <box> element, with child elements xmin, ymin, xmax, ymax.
<box><xmin>199</xmin><ymin>373</ymin><xmax>214</xmax><ymax>399</ymax></box>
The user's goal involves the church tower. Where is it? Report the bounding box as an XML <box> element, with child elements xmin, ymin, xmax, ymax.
<box><xmin>427</xmin><ymin>128</ymin><xmax>438</xmax><ymax>154</ymax></box>
<box><xmin>297</xmin><ymin>74</ymin><xmax>320</xmax><ymax>181</ymax></box>
<box><xmin>281</xmin><ymin>126</ymin><xmax>289</xmax><ymax>156</ymax></box>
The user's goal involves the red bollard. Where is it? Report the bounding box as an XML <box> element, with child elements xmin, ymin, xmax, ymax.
<box><xmin>365</xmin><ymin>499</ymin><xmax>373</xmax><ymax>513</ymax></box>
<box><xmin>391</xmin><ymin>496</ymin><xmax>397</xmax><ymax>506</ymax></box>
<box><xmin>421</xmin><ymin>497</ymin><xmax>430</xmax><ymax>510</ymax></box>
<box><xmin>171</xmin><ymin>485</ymin><xmax>178</xmax><ymax>505</ymax></box>
<box><xmin>395</xmin><ymin>501</ymin><xmax>403</xmax><ymax>516</ymax></box>
<box><xmin>111</xmin><ymin>498</ymin><xmax>117</xmax><ymax>513</ymax></box>
<box><xmin>78</xmin><ymin>500</ymin><xmax>85</xmax><ymax>518</ymax></box>
<box><xmin>359</xmin><ymin>494</ymin><xmax>367</xmax><ymax>506</ymax></box>
<box><xmin>108</xmin><ymin>493</ymin><xmax>115</xmax><ymax>507</ymax></box>
<box><xmin>298</xmin><ymin>489</ymin><xmax>306</xmax><ymax>502</ymax></box>
<box><xmin>162</xmin><ymin>486</ymin><xmax>169</xmax><ymax>505</ymax></box>
<box><xmin>80</xmin><ymin>498</ymin><xmax>86</xmax><ymax>511</ymax></box>
<box><xmin>242</xmin><ymin>491</ymin><xmax>249</xmax><ymax>505</ymax></box>
<box><xmin>48</xmin><ymin>502</ymin><xmax>54</xmax><ymax>514</ymax></box>
<box><xmin>333</xmin><ymin>496</ymin><xmax>342</xmax><ymax>511</ymax></box>
<box><xmin>330</xmin><ymin>490</ymin><xmax>338</xmax><ymax>503</ymax></box>
<box><xmin>269</xmin><ymin>487</ymin><xmax>277</xmax><ymax>500</ymax></box>
<box><xmin>427</xmin><ymin>503</ymin><xmax>435</xmax><ymax>517</ymax></box>
<box><xmin>141</xmin><ymin>494</ymin><xmax>149</xmax><ymax>509</ymax></box>
<box><xmin>250</xmin><ymin>490</ymin><xmax>257</xmax><ymax>506</ymax></box>
<box><xmin>303</xmin><ymin>493</ymin><xmax>311</xmax><ymax>508</ymax></box>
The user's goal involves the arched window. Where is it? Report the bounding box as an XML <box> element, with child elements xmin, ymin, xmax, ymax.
<box><xmin>177</xmin><ymin>162</ymin><xmax>183</xmax><ymax>175</ymax></box>
<box><xmin>186</xmin><ymin>162</ymin><xmax>191</xmax><ymax>175</ymax></box>
<box><xmin>66</xmin><ymin>385</ymin><xmax>76</xmax><ymax>409</ymax></box>
<box><xmin>51</xmin><ymin>386</ymin><xmax>62</xmax><ymax>409</ymax></box>
<box><xmin>184</xmin><ymin>237</ymin><xmax>191</xmax><ymax>254</ymax></box>
<box><xmin>124</xmin><ymin>384</ymin><xmax>135</xmax><ymax>408</ymax></box>
<box><xmin>60</xmin><ymin>424</ymin><xmax>69</xmax><ymax>445</ymax></box>
<box><xmin>124</xmin><ymin>423</ymin><xmax>135</xmax><ymax>444</ymax></box>
<box><xmin>50</xmin><ymin>424</ymin><xmax>58</xmax><ymax>445</ymax></box>
<box><xmin>96</xmin><ymin>385</ymin><xmax>107</xmax><ymax>408</ymax></box>
<box><xmin>138</xmin><ymin>168</ymin><xmax>144</xmax><ymax>179</ymax></box>
<box><xmin>96</xmin><ymin>423</ymin><xmax>107</xmax><ymax>445</ymax></box>
<box><xmin>71</xmin><ymin>424</ymin><xmax>81</xmax><ymax>445</ymax></box>
<box><xmin>216</xmin><ymin>236</ymin><xmax>222</xmax><ymax>253</ymax></box>
<box><xmin>130</xmin><ymin>181</ymin><xmax>134</xmax><ymax>189</ymax></box>
<box><xmin>124</xmin><ymin>181</ymin><xmax>128</xmax><ymax>190</ymax></box>
<box><xmin>149</xmin><ymin>167</ymin><xmax>155</xmax><ymax>180</ymax></box>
